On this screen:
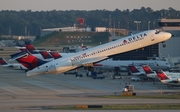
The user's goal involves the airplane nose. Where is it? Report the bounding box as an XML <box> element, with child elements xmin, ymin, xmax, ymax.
<box><xmin>165</xmin><ymin>32</ymin><xmax>172</xmax><ymax>39</ymax></box>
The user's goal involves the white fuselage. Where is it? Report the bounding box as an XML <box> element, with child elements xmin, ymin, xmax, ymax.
<box><xmin>160</xmin><ymin>72</ymin><xmax>180</xmax><ymax>86</ymax></box>
<box><xmin>94</xmin><ymin>60</ymin><xmax>170</xmax><ymax>71</ymax></box>
<box><xmin>147</xmin><ymin>71</ymin><xmax>180</xmax><ymax>79</ymax></box>
<box><xmin>27</xmin><ymin>30</ymin><xmax>172</xmax><ymax>76</ymax></box>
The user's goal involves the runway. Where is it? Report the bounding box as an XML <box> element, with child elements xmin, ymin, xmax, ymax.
<box><xmin>0</xmin><ymin>66</ymin><xmax>180</xmax><ymax>111</ymax></box>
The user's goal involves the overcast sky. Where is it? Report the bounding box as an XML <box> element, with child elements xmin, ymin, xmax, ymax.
<box><xmin>0</xmin><ymin>0</ymin><xmax>179</xmax><ymax>11</ymax></box>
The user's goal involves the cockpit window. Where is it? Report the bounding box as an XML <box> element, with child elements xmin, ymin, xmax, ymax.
<box><xmin>155</xmin><ymin>30</ymin><xmax>161</xmax><ymax>34</ymax></box>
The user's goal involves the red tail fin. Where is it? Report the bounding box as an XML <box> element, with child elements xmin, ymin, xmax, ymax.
<box><xmin>19</xmin><ymin>48</ymin><xmax>27</xmax><ymax>51</ymax></box>
<box><xmin>128</xmin><ymin>64</ymin><xmax>140</xmax><ymax>73</ymax></box>
<box><xmin>81</xmin><ymin>43</ymin><xmax>86</xmax><ymax>51</ymax></box>
<box><xmin>0</xmin><ymin>58</ymin><xmax>8</xmax><ymax>65</ymax></box>
<box><xmin>10</xmin><ymin>51</ymin><xmax>47</xmax><ymax>70</ymax></box>
<box><xmin>39</xmin><ymin>50</ymin><xmax>53</xmax><ymax>59</ymax></box>
<box><xmin>156</xmin><ymin>70</ymin><xmax>169</xmax><ymax>80</ymax></box>
<box><xmin>25</xmin><ymin>41</ymin><xmax>36</xmax><ymax>53</ymax></box>
<box><xmin>142</xmin><ymin>65</ymin><xmax>154</xmax><ymax>74</ymax></box>
<box><xmin>49</xmin><ymin>51</ymin><xmax>62</xmax><ymax>59</ymax></box>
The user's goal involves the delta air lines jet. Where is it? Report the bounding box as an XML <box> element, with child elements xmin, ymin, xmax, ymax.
<box><xmin>14</xmin><ymin>30</ymin><xmax>172</xmax><ymax>76</ymax></box>
<box><xmin>156</xmin><ymin>70</ymin><xmax>180</xmax><ymax>87</ymax></box>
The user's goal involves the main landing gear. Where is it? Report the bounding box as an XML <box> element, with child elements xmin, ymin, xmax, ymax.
<box><xmin>162</xmin><ymin>41</ymin><xmax>166</xmax><ymax>48</ymax></box>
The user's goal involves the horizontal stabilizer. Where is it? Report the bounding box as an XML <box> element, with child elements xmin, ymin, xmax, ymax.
<box><xmin>10</xmin><ymin>51</ymin><xmax>31</xmax><ymax>61</ymax></box>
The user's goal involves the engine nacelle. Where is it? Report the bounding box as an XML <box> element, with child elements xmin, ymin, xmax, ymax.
<box><xmin>55</xmin><ymin>60</ymin><xmax>77</xmax><ymax>74</ymax></box>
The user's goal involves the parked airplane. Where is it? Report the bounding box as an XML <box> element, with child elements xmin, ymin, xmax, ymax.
<box><xmin>24</xmin><ymin>41</ymin><xmax>76</xmax><ymax>58</ymax></box>
<box><xmin>93</xmin><ymin>59</ymin><xmax>170</xmax><ymax>72</ymax></box>
<box><xmin>15</xmin><ymin>41</ymin><xmax>62</xmax><ymax>60</ymax></box>
<box><xmin>39</xmin><ymin>50</ymin><xmax>54</xmax><ymax>61</ymax></box>
<box><xmin>0</xmin><ymin>57</ymin><xmax>27</xmax><ymax>70</ymax></box>
<box><xmin>128</xmin><ymin>64</ymin><xmax>146</xmax><ymax>76</ymax></box>
<box><xmin>142</xmin><ymin>65</ymin><xmax>180</xmax><ymax>79</ymax></box>
<box><xmin>11</xmin><ymin>30</ymin><xmax>172</xmax><ymax>76</ymax></box>
<box><xmin>39</xmin><ymin>50</ymin><xmax>62</xmax><ymax>60</ymax></box>
<box><xmin>142</xmin><ymin>65</ymin><xmax>159</xmax><ymax>79</ymax></box>
<box><xmin>49</xmin><ymin>50</ymin><xmax>62</xmax><ymax>59</ymax></box>
<box><xmin>156</xmin><ymin>70</ymin><xmax>180</xmax><ymax>87</ymax></box>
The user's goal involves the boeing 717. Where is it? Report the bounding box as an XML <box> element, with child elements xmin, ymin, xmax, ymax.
<box><xmin>11</xmin><ymin>30</ymin><xmax>172</xmax><ymax>76</ymax></box>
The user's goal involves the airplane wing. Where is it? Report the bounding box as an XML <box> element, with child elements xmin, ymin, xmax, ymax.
<box><xmin>81</xmin><ymin>56</ymin><xmax>108</xmax><ymax>67</ymax></box>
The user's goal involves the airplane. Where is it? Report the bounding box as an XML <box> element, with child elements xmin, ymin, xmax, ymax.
<box><xmin>49</xmin><ymin>50</ymin><xmax>62</xmax><ymax>59</ymax></box>
<box><xmin>0</xmin><ymin>57</ymin><xmax>27</xmax><ymax>70</ymax></box>
<box><xmin>128</xmin><ymin>64</ymin><xmax>146</xmax><ymax>76</ymax></box>
<box><xmin>93</xmin><ymin>59</ymin><xmax>170</xmax><ymax>72</ymax></box>
<box><xmin>142</xmin><ymin>65</ymin><xmax>180</xmax><ymax>79</ymax></box>
<box><xmin>39</xmin><ymin>50</ymin><xmax>54</xmax><ymax>61</ymax></box>
<box><xmin>156</xmin><ymin>70</ymin><xmax>180</xmax><ymax>87</ymax></box>
<box><xmin>39</xmin><ymin>50</ymin><xmax>62</xmax><ymax>60</ymax></box>
<box><xmin>142</xmin><ymin>65</ymin><xmax>159</xmax><ymax>79</ymax></box>
<box><xmin>24</xmin><ymin>41</ymin><xmax>77</xmax><ymax>58</ymax></box>
<box><xmin>10</xmin><ymin>30</ymin><xmax>172</xmax><ymax>76</ymax></box>
<box><xmin>15</xmin><ymin>41</ymin><xmax>64</xmax><ymax>60</ymax></box>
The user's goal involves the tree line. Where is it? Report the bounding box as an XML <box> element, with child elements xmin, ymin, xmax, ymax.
<box><xmin>0</xmin><ymin>7</ymin><xmax>179</xmax><ymax>36</ymax></box>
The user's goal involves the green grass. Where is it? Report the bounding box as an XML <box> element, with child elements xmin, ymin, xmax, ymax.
<box><xmin>41</xmin><ymin>94</ymin><xmax>180</xmax><ymax>110</ymax></box>
<box><xmin>47</xmin><ymin>104</ymin><xmax>180</xmax><ymax>110</ymax></box>
<box><xmin>99</xmin><ymin>94</ymin><xmax>180</xmax><ymax>99</ymax></box>
<box><xmin>32</xmin><ymin>31</ymin><xmax>110</xmax><ymax>46</ymax></box>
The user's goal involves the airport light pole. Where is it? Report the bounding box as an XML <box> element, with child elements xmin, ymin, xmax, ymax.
<box><xmin>134</xmin><ymin>21</ymin><xmax>141</xmax><ymax>31</ymax></box>
<box><xmin>122</xmin><ymin>11</ymin><xmax>129</xmax><ymax>30</ymax></box>
<box><xmin>127</xmin><ymin>22</ymin><xmax>129</xmax><ymax>30</ymax></box>
<box><xmin>118</xmin><ymin>21</ymin><xmax>120</xmax><ymax>29</ymax></box>
<box><xmin>153</xmin><ymin>21</ymin><xmax>156</xmax><ymax>29</ymax></box>
<box><xmin>148</xmin><ymin>21</ymin><xmax>151</xmax><ymax>30</ymax></box>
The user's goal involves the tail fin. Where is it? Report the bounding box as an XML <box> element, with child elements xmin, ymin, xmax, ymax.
<box><xmin>39</xmin><ymin>50</ymin><xmax>53</xmax><ymax>59</ymax></box>
<box><xmin>142</xmin><ymin>65</ymin><xmax>154</xmax><ymax>74</ymax></box>
<box><xmin>156</xmin><ymin>70</ymin><xmax>169</xmax><ymax>80</ymax></box>
<box><xmin>25</xmin><ymin>41</ymin><xmax>36</xmax><ymax>53</ymax></box>
<box><xmin>10</xmin><ymin>51</ymin><xmax>47</xmax><ymax>70</ymax></box>
<box><xmin>49</xmin><ymin>51</ymin><xmax>62</xmax><ymax>59</ymax></box>
<box><xmin>81</xmin><ymin>43</ymin><xmax>86</xmax><ymax>51</ymax></box>
<box><xmin>128</xmin><ymin>64</ymin><xmax>141</xmax><ymax>73</ymax></box>
<box><xmin>0</xmin><ymin>58</ymin><xmax>8</xmax><ymax>65</ymax></box>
